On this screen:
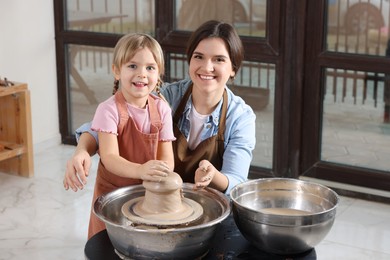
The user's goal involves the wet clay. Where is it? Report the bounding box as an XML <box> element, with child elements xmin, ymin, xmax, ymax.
<box><xmin>121</xmin><ymin>172</ymin><xmax>203</xmax><ymax>226</ymax></box>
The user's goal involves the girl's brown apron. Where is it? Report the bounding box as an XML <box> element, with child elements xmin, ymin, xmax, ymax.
<box><xmin>173</xmin><ymin>85</ymin><xmax>227</xmax><ymax>183</ymax></box>
<box><xmin>88</xmin><ymin>91</ymin><xmax>161</xmax><ymax>239</ymax></box>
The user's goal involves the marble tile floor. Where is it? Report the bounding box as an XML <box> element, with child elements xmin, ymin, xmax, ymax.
<box><xmin>0</xmin><ymin>144</ymin><xmax>390</xmax><ymax>260</ymax></box>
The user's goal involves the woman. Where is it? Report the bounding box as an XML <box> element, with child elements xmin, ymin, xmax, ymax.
<box><xmin>63</xmin><ymin>20</ymin><xmax>256</xmax><ymax>194</ymax></box>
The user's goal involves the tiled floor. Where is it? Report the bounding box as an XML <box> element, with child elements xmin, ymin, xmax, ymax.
<box><xmin>1</xmin><ymin>144</ymin><xmax>390</xmax><ymax>259</ymax></box>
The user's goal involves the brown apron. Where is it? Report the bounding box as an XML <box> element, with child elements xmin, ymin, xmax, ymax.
<box><xmin>173</xmin><ymin>85</ymin><xmax>227</xmax><ymax>183</ymax></box>
<box><xmin>88</xmin><ymin>91</ymin><xmax>161</xmax><ymax>239</ymax></box>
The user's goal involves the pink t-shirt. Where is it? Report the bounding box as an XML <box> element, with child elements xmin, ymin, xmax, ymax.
<box><xmin>91</xmin><ymin>95</ymin><xmax>175</xmax><ymax>142</ymax></box>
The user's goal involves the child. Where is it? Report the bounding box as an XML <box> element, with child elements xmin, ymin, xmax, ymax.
<box><xmin>84</xmin><ymin>33</ymin><xmax>175</xmax><ymax>239</ymax></box>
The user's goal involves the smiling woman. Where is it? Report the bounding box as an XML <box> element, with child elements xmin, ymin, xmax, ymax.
<box><xmin>187</xmin><ymin>38</ymin><xmax>237</xmax><ymax>114</ymax></box>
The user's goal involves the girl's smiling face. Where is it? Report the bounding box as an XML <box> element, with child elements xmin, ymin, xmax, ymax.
<box><xmin>189</xmin><ymin>37</ymin><xmax>235</xmax><ymax>96</ymax></box>
<box><xmin>113</xmin><ymin>47</ymin><xmax>159</xmax><ymax>108</ymax></box>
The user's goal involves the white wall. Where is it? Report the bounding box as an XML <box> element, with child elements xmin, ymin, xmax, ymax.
<box><xmin>0</xmin><ymin>0</ymin><xmax>61</xmax><ymax>152</ymax></box>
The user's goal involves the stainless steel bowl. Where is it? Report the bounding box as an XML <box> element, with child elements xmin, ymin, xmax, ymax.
<box><xmin>94</xmin><ymin>183</ymin><xmax>230</xmax><ymax>259</ymax></box>
<box><xmin>230</xmin><ymin>178</ymin><xmax>339</xmax><ymax>255</ymax></box>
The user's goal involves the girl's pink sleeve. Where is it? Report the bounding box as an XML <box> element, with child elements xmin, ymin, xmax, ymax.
<box><xmin>91</xmin><ymin>97</ymin><xmax>119</xmax><ymax>135</ymax></box>
<box><xmin>157</xmin><ymin>99</ymin><xmax>176</xmax><ymax>141</ymax></box>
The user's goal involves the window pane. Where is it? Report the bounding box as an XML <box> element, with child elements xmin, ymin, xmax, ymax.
<box><xmin>326</xmin><ymin>0</ymin><xmax>390</xmax><ymax>56</ymax></box>
<box><xmin>233</xmin><ymin>62</ymin><xmax>276</xmax><ymax>168</ymax></box>
<box><xmin>168</xmin><ymin>53</ymin><xmax>275</xmax><ymax>169</ymax></box>
<box><xmin>175</xmin><ymin>0</ymin><xmax>267</xmax><ymax>37</ymax></box>
<box><xmin>66</xmin><ymin>0</ymin><xmax>155</xmax><ymax>34</ymax></box>
<box><xmin>67</xmin><ymin>44</ymin><xmax>114</xmax><ymax>132</ymax></box>
<box><xmin>322</xmin><ymin>68</ymin><xmax>390</xmax><ymax>171</ymax></box>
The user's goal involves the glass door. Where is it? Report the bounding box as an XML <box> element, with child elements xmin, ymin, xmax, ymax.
<box><xmin>301</xmin><ymin>0</ymin><xmax>390</xmax><ymax>192</ymax></box>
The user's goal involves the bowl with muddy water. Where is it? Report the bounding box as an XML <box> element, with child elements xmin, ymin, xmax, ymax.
<box><xmin>230</xmin><ymin>178</ymin><xmax>339</xmax><ymax>255</ymax></box>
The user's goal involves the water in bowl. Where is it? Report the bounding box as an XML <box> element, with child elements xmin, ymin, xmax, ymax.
<box><xmin>260</xmin><ymin>208</ymin><xmax>312</xmax><ymax>215</ymax></box>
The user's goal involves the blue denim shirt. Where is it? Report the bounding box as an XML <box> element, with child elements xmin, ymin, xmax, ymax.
<box><xmin>76</xmin><ymin>79</ymin><xmax>256</xmax><ymax>194</ymax></box>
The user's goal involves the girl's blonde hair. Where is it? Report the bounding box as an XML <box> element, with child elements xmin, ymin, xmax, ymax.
<box><xmin>112</xmin><ymin>33</ymin><xmax>164</xmax><ymax>94</ymax></box>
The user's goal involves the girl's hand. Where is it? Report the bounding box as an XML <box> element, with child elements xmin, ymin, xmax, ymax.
<box><xmin>137</xmin><ymin>160</ymin><xmax>171</xmax><ymax>182</ymax></box>
<box><xmin>194</xmin><ymin>160</ymin><xmax>215</xmax><ymax>189</ymax></box>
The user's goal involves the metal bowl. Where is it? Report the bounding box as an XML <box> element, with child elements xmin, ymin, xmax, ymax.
<box><xmin>94</xmin><ymin>183</ymin><xmax>230</xmax><ymax>259</ymax></box>
<box><xmin>230</xmin><ymin>178</ymin><xmax>339</xmax><ymax>255</ymax></box>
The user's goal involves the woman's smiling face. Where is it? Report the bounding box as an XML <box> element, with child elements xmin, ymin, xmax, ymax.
<box><xmin>189</xmin><ymin>37</ymin><xmax>235</xmax><ymax>95</ymax></box>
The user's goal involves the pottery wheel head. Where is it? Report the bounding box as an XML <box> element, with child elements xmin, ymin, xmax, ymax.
<box><xmin>121</xmin><ymin>172</ymin><xmax>203</xmax><ymax>227</ymax></box>
<box><xmin>142</xmin><ymin>171</ymin><xmax>183</xmax><ymax>192</ymax></box>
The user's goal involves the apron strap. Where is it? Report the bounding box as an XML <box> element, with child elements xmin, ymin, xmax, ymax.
<box><xmin>115</xmin><ymin>91</ymin><xmax>162</xmax><ymax>134</ymax></box>
<box><xmin>217</xmin><ymin>90</ymin><xmax>228</xmax><ymax>140</ymax></box>
<box><xmin>173</xmin><ymin>84</ymin><xmax>193</xmax><ymax>124</ymax></box>
<box><xmin>147</xmin><ymin>94</ymin><xmax>162</xmax><ymax>133</ymax></box>
<box><xmin>115</xmin><ymin>91</ymin><xmax>129</xmax><ymax>134</ymax></box>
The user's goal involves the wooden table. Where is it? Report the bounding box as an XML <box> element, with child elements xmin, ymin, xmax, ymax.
<box><xmin>0</xmin><ymin>82</ymin><xmax>34</xmax><ymax>177</ymax></box>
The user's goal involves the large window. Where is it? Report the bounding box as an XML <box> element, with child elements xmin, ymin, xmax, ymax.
<box><xmin>56</xmin><ymin>0</ymin><xmax>274</xmax><ymax>170</ymax></box>
<box><xmin>55</xmin><ymin>0</ymin><xmax>390</xmax><ymax>196</ymax></box>
<box><xmin>326</xmin><ymin>0</ymin><xmax>389</xmax><ymax>56</ymax></box>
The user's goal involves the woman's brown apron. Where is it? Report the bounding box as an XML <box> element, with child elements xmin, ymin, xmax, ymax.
<box><xmin>173</xmin><ymin>85</ymin><xmax>227</xmax><ymax>183</ymax></box>
<box><xmin>88</xmin><ymin>91</ymin><xmax>161</xmax><ymax>239</ymax></box>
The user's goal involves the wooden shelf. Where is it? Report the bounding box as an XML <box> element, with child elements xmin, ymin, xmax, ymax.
<box><xmin>0</xmin><ymin>82</ymin><xmax>34</xmax><ymax>177</ymax></box>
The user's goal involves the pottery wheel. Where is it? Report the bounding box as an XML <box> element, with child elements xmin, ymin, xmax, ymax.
<box><xmin>121</xmin><ymin>172</ymin><xmax>203</xmax><ymax>226</ymax></box>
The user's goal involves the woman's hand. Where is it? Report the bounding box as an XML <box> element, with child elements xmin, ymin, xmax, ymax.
<box><xmin>137</xmin><ymin>160</ymin><xmax>171</xmax><ymax>182</ymax></box>
<box><xmin>63</xmin><ymin>149</ymin><xmax>91</xmax><ymax>192</ymax></box>
<box><xmin>194</xmin><ymin>160</ymin><xmax>216</xmax><ymax>189</ymax></box>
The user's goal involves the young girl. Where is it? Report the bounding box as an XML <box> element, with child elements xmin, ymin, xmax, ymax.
<box><xmin>86</xmin><ymin>33</ymin><xmax>175</xmax><ymax>238</ymax></box>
